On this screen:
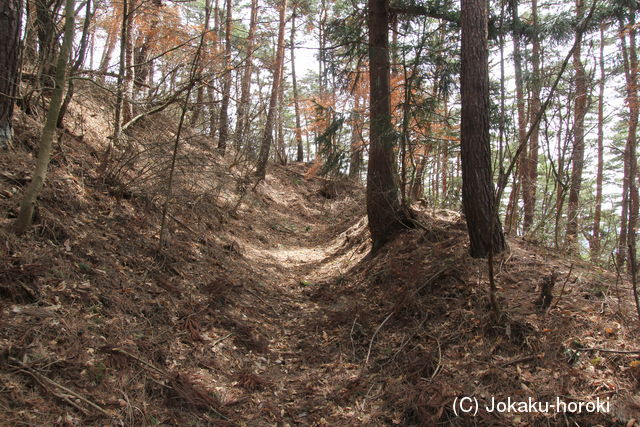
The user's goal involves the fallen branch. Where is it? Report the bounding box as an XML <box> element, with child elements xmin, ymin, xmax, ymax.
<box><xmin>102</xmin><ymin>347</ymin><xmax>229</xmax><ymax>420</ymax></box>
<box><xmin>576</xmin><ymin>347</ymin><xmax>640</xmax><ymax>354</ymax></box>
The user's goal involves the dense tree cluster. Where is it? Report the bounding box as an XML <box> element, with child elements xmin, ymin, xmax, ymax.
<box><xmin>1</xmin><ymin>0</ymin><xmax>639</xmax><ymax>270</ymax></box>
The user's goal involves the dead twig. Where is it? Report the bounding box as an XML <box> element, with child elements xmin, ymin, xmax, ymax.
<box><xmin>211</xmin><ymin>333</ymin><xmax>233</xmax><ymax>347</ymax></box>
<box><xmin>415</xmin><ymin>268</ymin><xmax>447</xmax><ymax>295</ymax></box>
<box><xmin>362</xmin><ymin>312</ymin><xmax>394</xmax><ymax>373</ymax></box>
<box><xmin>500</xmin><ymin>355</ymin><xmax>537</xmax><ymax>367</ymax></box>
<box><xmin>106</xmin><ymin>347</ymin><xmax>168</xmax><ymax>376</ymax></box>
<box><xmin>26</xmin><ymin>369</ymin><xmax>90</xmax><ymax>415</ymax></box>
<box><xmin>549</xmin><ymin>263</ymin><xmax>574</xmax><ymax>312</ymax></box>
<box><xmin>350</xmin><ymin>314</ymin><xmax>359</xmax><ymax>360</ymax></box>
<box><xmin>10</xmin><ymin>359</ymin><xmax>114</xmax><ymax>418</ymax></box>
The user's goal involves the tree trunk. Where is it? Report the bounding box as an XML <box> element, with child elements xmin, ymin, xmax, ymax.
<box><xmin>99</xmin><ymin>1</ymin><xmax>120</xmax><ymax>80</ymax></box>
<box><xmin>35</xmin><ymin>0</ymin><xmax>61</xmax><ymax>84</ymax></box>
<box><xmin>233</xmin><ymin>0</ymin><xmax>258</xmax><ymax>151</ymax></box>
<box><xmin>207</xmin><ymin>84</ymin><xmax>218</xmax><ymax>137</ymax></box>
<box><xmin>15</xmin><ymin>0</ymin><xmax>74</xmax><ymax>234</ymax></box>
<box><xmin>114</xmin><ymin>0</ymin><xmax>128</xmax><ymax>142</ymax></box>
<box><xmin>318</xmin><ymin>0</ymin><xmax>326</xmax><ymax>95</ymax></box>
<box><xmin>410</xmin><ymin>148</ymin><xmax>428</xmax><ymax>200</ymax></box>
<box><xmin>58</xmin><ymin>0</ymin><xmax>94</xmax><ymax>128</ymax></box>
<box><xmin>366</xmin><ymin>0</ymin><xmax>406</xmax><ymax>252</ymax></box>
<box><xmin>622</xmin><ymin>14</ymin><xmax>640</xmax><ymax>313</ymax></box>
<box><xmin>217</xmin><ymin>0</ymin><xmax>233</xmax><ymax>153</ymax></box>
<box><xmin>565</xmin><ymin>0</ymin><xmax>587</xmax><ymax>252</ymax></box>
<box><xmin>460</xmin><ymin>0</ymin><xmax>506</xmax><ymax>258</ymax></box>
<box><xmin>158</xmin><ymin>0</ymin><xmax>211</xmax><ymax>248</ymax></box>
<box><xmin>23</xmin><ymin>0</ymin><xmax>37</xmax><ymax>63</ymax></box>
<box><xmin>523</xmin><ymin>0</ymin><xmax>541</xmax><ymax>233</ymax></box>
<box><xmin>291</xmin><ymin>7</ymin><xmax>304</xmax><ymax>162</ymax></box>
<box><xmin>554</xmin><ymin>101</ymin><xmax>568</xmax><ymax>248</ymax></box>
<box><xmin>0</xmin><ymin>0</ymin><xmax>22</xmax><ymax>146</ymax></box>
<box><xmin>505</xmin><ymin>0</ymin><xmax>526</xmax><ymax>235</ymax></box>
<box><xmin>122</xmin><ymin>0</ymin><xmax>135</xmax><ymax>124</ymax></box>
<box><xmin>134</xmin><ymin>0</ymin><xmax>161</xmax><ymax>97</ymax></box>
<box><xmin>255</xmin><ymin>0</ymin><xmax>287</xmax><ymax>179</ymax></box>
<box><xmin>619</xmin><ymin>17</ymin><xmax>639</xmax><ymax>270</ymax></box>
<box><xmin>627</xmin><ymin>19</ymin><xmax>639</xmax><ymax>278</ymax></box>
<box><xmin>349</xmin><ymin>82</ymin><xmax>363</xmax><ymax>179</ymax></box>
<box><xmin>276</xmin><ymin>67</ymin><xmax>287</xmax><ymax>164</ymax></box>
<box><xmin>591</xmin><ymin>24</ymin><xmax>605</xmax><ymax>261</ymax></box>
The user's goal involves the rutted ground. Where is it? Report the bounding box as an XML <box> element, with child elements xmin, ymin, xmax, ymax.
<box><xmin>225</xmin><ymin>167</ymin><xmax>374</xmax><ymax>424</ymax></box>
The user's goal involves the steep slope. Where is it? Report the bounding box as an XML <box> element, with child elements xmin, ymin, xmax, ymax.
<box><xmin>0</xmin><ymin>83</ymin><xmax>367</xmax><ymax>425</ymax></box>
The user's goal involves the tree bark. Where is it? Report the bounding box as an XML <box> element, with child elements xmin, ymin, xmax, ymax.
<box><xmin>23</xmin><ymin>0</ymin><xmax>37</xmax><ymax>63</ymax></box>
<box><xmin>233</xmin><ymin>0</ymin><xmax>258</xmax><ymax>151</ymax></box>
<box><xmin>15</xmin><ymin>0</ymin><xmax>74</xmax><ymax>234</ymax></box>
<box><xmin>460</xmin><ymin>0</ymin><xmax>506</xmax><ymax>258</ymax></box>
<box><xmin>134</xmin><ymin>0</ymin><xmax>161</xmax><ymax>97</ymax></box>
<box><xmin>291</xmin><ymin>7</ymin><xmax>304</xmax><ymax>162</ymax></box>
<box><xmin>366</xmin><ymin>0</ymin><xmax>406</xmax><ymax>252</ymax></box>
<box><xmin>35</xmin><ymin>0</ymin><xmax>61</xmax><ymax>84</ymax></box>
<box><xmin>57</xmin><ymin>0</ymin><xmax>94</xmax><ymax>128</ymax></box>
<box><xmin>122</xmin><ymin>0</ymin><xmax>135</xmax><ymax>124</ymax></box>
<box><xmin>255</xmin><ymin>0</ymin><xmax>287</xmax><ymax>179</ymax></box>
<box><xmin>114</xmin><ymin>0</ymin><xmax>129</xmax><ymax>142</ymax></box>
<box><xmin>619</xmin><ymin>17</ymin><xmax>639</xmax><ymax>270</ymax></box>
<box><xmin>217</xmin><ymin>0</ymin><xmax>233</xmax><ymax>153</ymax></box>
<box><xmin>591</xmin><ymin>24</ymin><xmax>605</xmax><ymax>261</ymax></box>
<box><xmin>99</xmin><ymin>1</ymin><xmax>120</xmax><ymax>80</ymax></box>
<box><xmin>565</xmin><ymin>0</ymin><xmax>587</xmax><ymax>252</ymax></box>
<box><xmin>349</xmin><ymin>80</ymin><xmax>364</xmax><ymax>179</ymax></box>
<box><xmin>505</xmin><ymin>0</ymin><xmax>526</xmax><ymax>235</ymax></box>
<box><xmin>523</xmin><ymin>0</ymin><xmax>541</xmax><ymax>233</ymax></box>
<box><xmin>0</xmin><ymin>0</ymin><xmax>22</xmax><ymax>146</ymax></box>
<box><xmin>622</xmin><ymin>14</ymin><xmax>640</xmax><ymax>317</ymax></box>
<box><xmin>276</xmin><ymin>65</ymin><xmax>287</xmax><ymax>164</ymax></box>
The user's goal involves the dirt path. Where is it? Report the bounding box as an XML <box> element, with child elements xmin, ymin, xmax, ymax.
<box><xmin>234</xmin><ymin>178</ymin><xmax>368</xmax><ymax>424</ymax></box>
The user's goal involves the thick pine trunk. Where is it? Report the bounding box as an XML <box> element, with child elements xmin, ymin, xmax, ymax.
<box><xmin>366</xmin><ymin>0</ymin><xmax>406</xmax><ymax>251</ymax></box>
<box><xmin>0</xmin><ymin>0</ymin><xmax>22</xmax><ymax>146</ymax></box>
<box><xmin>623</xmin><ymin>16</ymin><xmax>640</xmax><ymax>313</ymax></box>
<box><xmin>619</xmin><ymin>18</ymin><xmax>639</xmax><ymax>270</ymax></box>
<box><xmin>565</xmin><ymin>0</ymin><xmax>586</xmax><ymax>252</ymax></box>
<box><xmin>255</xmin><ymin>0</ymin><xmax>287</xmax><ymax>179</ymax></box>
<box><xmin>460</xmin><ymin>0</ymin><xmax>505</xmax><ymax>258</ymax></box>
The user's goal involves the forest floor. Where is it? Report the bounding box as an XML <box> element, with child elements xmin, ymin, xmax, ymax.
<box><xmin>2</xmin><ymin>84</ymin><xmax>640</xmax><ymax>425</ymax></box>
